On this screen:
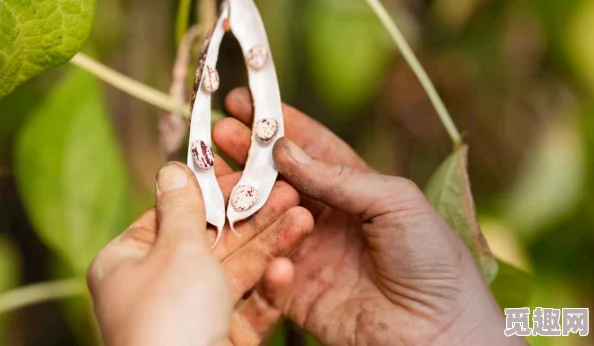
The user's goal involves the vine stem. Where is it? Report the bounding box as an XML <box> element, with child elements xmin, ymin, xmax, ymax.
<box><xmin>365</xmin><ymin>0</ymin><xmax>462</xmax><ymax>147</ymax></box>
<box><xmin>70</xmin><ymin>53</ymin><xmax>190</xmax><ymax>117</ymax></box>
<box><xmin>0</xmin><ymin>278</ymin><xmax>86</xmax><ymax>315</ymax></box>
<box><xmin>175</xmin><ymin>0</ymin><xmax>193</xmax><ymax>45</ymax></box>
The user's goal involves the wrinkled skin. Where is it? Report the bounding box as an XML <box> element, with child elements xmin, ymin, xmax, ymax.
<box><xmin>87</xmin><ymin>162</ymin><xmax>314</xmax><ymax>346</ymax></box>
<box><xmin>212</xmin><ymin>88</ymin><xmax>528</xmax><ymax>346</ymax></box>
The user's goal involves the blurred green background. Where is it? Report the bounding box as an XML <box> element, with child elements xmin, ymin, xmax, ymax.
<box><xmin>0</xmin><ymin>0</ymin><xmax>593</xmax><ymax>345</ymax></box>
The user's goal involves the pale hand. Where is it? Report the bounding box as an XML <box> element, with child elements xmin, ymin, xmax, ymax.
<box><xmin>87</xmin><ymin>161</ymin><xmax>314</xmax><ymax>346</ymax></box>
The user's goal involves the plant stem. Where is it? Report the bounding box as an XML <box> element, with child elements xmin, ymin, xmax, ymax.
<box><xmin>0</xmin><ymin>278</ymin><xmax>86</xmax><ymax>315</ymax></box>
<box><xmin>198</xmin><ymin>0</ymin><xmax>217</xmax><ymax>33</ymax></box>
<box><xmin>176</xmin><ymin>0</ymin><xmax>193</xmax><ymax>46</ymax></box>
<box><xmin>365</xmin><ymin>0</ymin><xmax>462</xmax><ymax>147</ymax></box>
<box><xmin>70</xmin><ymin>53</ymin><xmax>190</xmax><ymax>117</ymax></box>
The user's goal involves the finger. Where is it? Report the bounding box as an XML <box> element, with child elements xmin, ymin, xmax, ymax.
<box><xmin>213</xmin><ymin>120</ymin><xmax>328</xmax><ymax>217</ymax></box>
<box><xmin>229</xmin><ymin>258</ymin><xmax>294</xmax><ymax>346</ymax></box>
<box><xmin>154</xmin><ymin>161</ymin><xmax>207</xmax><ymax>250</ymax></box>
<box><xmin>212</xmin><ymin>117</ymin><xmax>251</xmax><ymax>168</ymax></box>
<box><xmin>214</xmin><ymin>153</ymin><xmax>234</xmax><ymax>176</ymax></box>
<box><xmin>211</xmin><ymin>180</ymin><xmax>300</xmax><ymax>259</ymax></box>
<box><xmin>273</xmin><ymin>137</ymin><xmax>428</xmax><ymax>222</ymax></box>
<box><xmin>87</xmin><ymin>225</ymin><xmax>156</xmax><ymax>290</ymax></box>
<box><xmin>224</xmin><ymin>87</ymin><xmax>369</xmax><ymax>170</ymax></box>
<box><xmin>223</xmin><ymin>206</ymin><xmax>313</xmax><ymax>302</ymax></box>
<box><xmin>128</xmin><ymin>207</ymin><xmax>157</xmax><ymax>231</ymax></box>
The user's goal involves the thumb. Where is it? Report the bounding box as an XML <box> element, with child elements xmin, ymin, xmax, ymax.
<box><xmin>154</xmin><ymin>162</ymin><xmax>207</xmax><ymax>249</ymax></box>
<box><xmin>272</xmin><ymin>138</ymin><xmax>427</xmax><ymax>222</ymax></box>
<box><xmin>272</xmin><ymin>137</ymin><xmax>471</xmax><ymax>289</ymax></box>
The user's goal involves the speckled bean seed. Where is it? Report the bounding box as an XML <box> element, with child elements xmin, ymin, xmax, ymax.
<box><xmin>191</xmin><ymin>140</ymin><xmax>215</xmax><ymax>170</ymax></box>
<box><xmin>202</xmin><ymin>66</ymin><xmax>220</xmax><ymax>93</ymax></box>
<box><xmin>231</xmin><ymin>185</ymin><xmax>258</xmax><ymax>211</ymax></box>
<box><xmin>255</xmin><ymin>118</ymin><xmax>278</xmax><ymax>143</ymax></box>
<box><xmin>245</xmin><ymin>45</ymin><xmax>268</xmax><ymax>70</ymax></box>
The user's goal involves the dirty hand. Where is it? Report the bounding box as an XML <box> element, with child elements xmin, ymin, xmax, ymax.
<box><xmin>87</xmin><ymin>162</ymin><xmax>313</xmax><ymax>346</ymax></box>
<box><xmin>213</xmin><ymin>88</ymin><xmax>527</xmax><ymax>346</ymax></box>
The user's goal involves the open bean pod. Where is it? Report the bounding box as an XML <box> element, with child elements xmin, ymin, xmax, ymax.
<box><xmin>187</xmin><ymin>2</ymin><xmax>230</xmax><ymax>246</ymax></box>
<box><xmin>187</xmin><ymin>0</ymin><xmax>283</xmax><ymax>246</ymax></box>
<box><xmin>226</xmin><ymin>0</ymin><xmax>284</xmax><ymax>232</ymax></box>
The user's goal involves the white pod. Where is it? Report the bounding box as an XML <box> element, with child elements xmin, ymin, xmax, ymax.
<box><xmin>186</xmin><ymin>2</ymin><xmax>230</xmax><ymax>247</ymax></box>
<box><xmin>226</xmin><ymin>0</ymin><xmax>284</xmax><ymax>232</ymax></box>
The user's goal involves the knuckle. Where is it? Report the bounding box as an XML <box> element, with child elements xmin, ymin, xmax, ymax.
<box><xmin>331</xmin><ymin>163</ymin><xmax>355</xmax><ymax>181</ymax></box>
<box><xmin>387</xmin><ymin>176</ymin><xmax>422</xmax><ymax>197</ymax></box>
<box><xmin>273</xmin><ymin>180</ymin><xmax>300</xmax><ymax>205</ymax></box>
<box><xmin>226</xmin><ymin>266</ymin><xmax>248</xmax><ymax>300</ymax></box>
<box><xmin>86</xmin><ymin>251</ymin><xmax>107</xmax><ymax>290</ymax></box>
<box><xmin>86</xmin><ymin>258</ymin><xmax>98</xmax><ymax>286</ymax></box>
<box><xmin>120</xmin><ymin>227</ymin><xmax>156</xmax><ymax>246</ymax></box>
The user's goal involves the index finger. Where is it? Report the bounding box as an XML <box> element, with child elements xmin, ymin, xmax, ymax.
<box><xmin>224</xmin><ymin>87</ymin><xmax>369</xmax><ymax>171</ymax></box>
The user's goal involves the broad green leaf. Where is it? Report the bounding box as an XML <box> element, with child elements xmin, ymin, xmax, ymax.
<box><xmin>501</xmin><ymin>115</ymin><xmax>585</xmax><ymax>241</ymax></box>
<box><xmin>490</xmin><ymin>260</ymin><xmax>532</xmax><ymax>310</ymax></box>
<box><xmin>425</xmin><ymin>145</ymin><xmax>498</xmax><ymax>283</ymax></box>
<box><xmin>527</xmin><ymin>278</ymin><xmax>586</xmax><ymax>346</ymax></box>
<box><xmin>564</xmin><ymin>0</ymin><xmax>594</xmax><ymax>95</ymax></box>
<box><xmin>15</xmin><ymin>67</ymin><xmax>129</xmax><ymax>273</ymax></box>
<box><xmin>0</xmin><ymin>0</ymin><xmax>96</xmax><ymax>98</ymax></box>
<box><xmin>304</xmin><ymin>0</ymin><xmax>395</xmax><ymax>118</ymax></box>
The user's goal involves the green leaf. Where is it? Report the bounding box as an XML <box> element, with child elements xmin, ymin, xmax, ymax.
<box><xmin>501</xmin><ymin>115</ymin><xmax>585</xmax><ymax>241</ymax></box>
<box><xmin>14</xmin><ymin>66</ymin><xmax>129</xmax><ymax>273</ymax></box>
<box><xmin>0</xmin><ymin>0</ymin><xmax>96</xmax><ymax>98</ymax></box>
<box><xmin>304</xmin><ymin>0</ymin><xmax>395</xmax><ymax>118</ymax></box>
<box><xmin>425</xmin><ymin>145</ymin><xmax>498</xmax><ymax>283</ymax></box>
<box><xmin>490</xmin><ymin>260</ymin><xmax>532</xmax><ymax>309</ymax></box>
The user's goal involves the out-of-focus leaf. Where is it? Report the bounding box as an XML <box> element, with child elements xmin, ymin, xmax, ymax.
<box><xmin>0</xmin><ymin>235</ymin><xmax>20</xmax><ymax>344</ymax></box>
<box><xmin>526</xmin><ymin>278</ymin><xmax>586</xmax><ymax>346</ymax></box>
<box><xmin>490</xmin><ymin>260</ymin><xmax>532</xmax><ymax>310</ymax></box>
<box><xmin>15</xmin><ymin>67</ymin><xmax>129</xmax><ymax>273</ymax></box>
<box><xmin>501</xmin><ymin>115</ymin><xmax>585</xmax><ymax>241</ymax></box>
<box><xmin>259</xmin><ymin>0</ymin><xmax>292</xmax><ymax>96</ymax></box>
<box><xmin>425</xmin><ymin>145</ymin><xmax>498</xmax><ymax>283</ymax></box>
<box><xmin>48</xmin><ymin>257</ymin><xmax>101</xmax><ymax>346</ymax></box>
<box><xmin>0</xmin><ymin>0</ymin><xmax>96</xmax><ymax>98</ymax></box>
<box><xmin>304</xmin><ymin>0</ymin><xmax>395</xmax><ymax>118</ymax></box>
<box><xmin>564</xmin><ymin>0</ymin><xmax>594</xmax><ymax>94</ymax></box>
<box><xmin>432</xmin><ymin>0</ymin><xmax>480</xmax><ymax>33</ymax></box>
<box><xmin>479</xmin><ymin>217</ymin><xmax>532</xmax><ymax>273</ymax></box>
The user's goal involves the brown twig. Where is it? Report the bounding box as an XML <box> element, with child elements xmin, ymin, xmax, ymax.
<box><xmin>158</xmin><ymin>25</ymin><xmax>201</xmax><ymax>161</ymax></box>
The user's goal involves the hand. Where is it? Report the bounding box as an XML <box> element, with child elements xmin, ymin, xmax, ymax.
<box><xmin>213</xmin><ymin>88</ymin><xmax>527</xmax><ymax>345</ymax></box>
<box><xmin>87</xmin><ymin>161</ymin><xmax>313</xmax><ymax>346</ymax></box>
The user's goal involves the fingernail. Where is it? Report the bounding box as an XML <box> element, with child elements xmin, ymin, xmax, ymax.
<box><xmin>285</xmin><ymin>138</ymin><xmax>311</xmax><ymax>164</ymax></box>
<box><xmin>156</xmin><ymin>163</ymin><xmax>188</xmax><ymax>194</ymax></box>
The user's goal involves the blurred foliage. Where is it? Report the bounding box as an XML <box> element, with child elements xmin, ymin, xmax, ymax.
<box><xmin>0</xmin><ymin>0</ymin><xmax>593</xmax><ymax>345</ymax></box>
<box><xmin>0</xmin><ymin>0</ymin><xmax>96</xmax><ymax>98</ymax></box>
<box><xmin>304</xmin><ymin>0</ymin><xmax>395</xmax><ymax>117</ymax></box>
<box><xmin>14</xmin><ymin>67</ymin><xmax>130</xmax><ymax>274</ymax></box>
